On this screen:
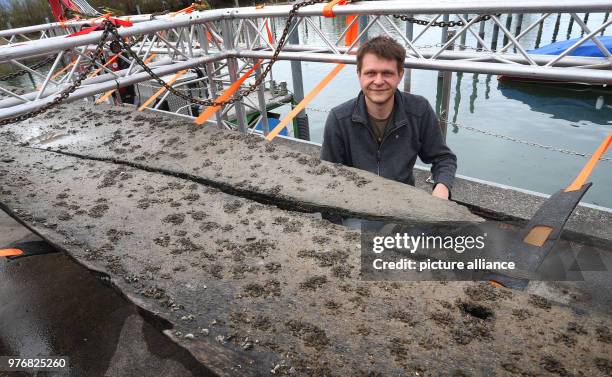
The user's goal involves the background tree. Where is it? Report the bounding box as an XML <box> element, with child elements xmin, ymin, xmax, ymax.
<box><xmin>1</xmin><ymin>0</ymin><xmax>239</xmax><ymax>28</ymax></box>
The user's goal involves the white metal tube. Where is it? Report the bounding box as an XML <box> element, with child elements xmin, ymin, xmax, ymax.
<box><xmin>235</xmin><ymin>50</ymin><xmax>612</xmax><ymax>83</ymax></box>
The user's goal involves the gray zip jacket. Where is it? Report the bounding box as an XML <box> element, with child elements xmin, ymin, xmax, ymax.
<box><xmin>320</xmin><ymin>90</ymin><xmax>457</xmax><ymax>191</ymax></box>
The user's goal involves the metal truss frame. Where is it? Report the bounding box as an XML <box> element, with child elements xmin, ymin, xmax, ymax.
<box><xmin>0</xmin><ymin>0</ymin><xmax>610</xmax><ymax>129</ymax></box>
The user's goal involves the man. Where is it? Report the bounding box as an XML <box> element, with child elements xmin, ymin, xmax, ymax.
<box><xmin>321</xmin><ymin>36</ymin><xmax>457</xmax><ymax>200</ymax></box>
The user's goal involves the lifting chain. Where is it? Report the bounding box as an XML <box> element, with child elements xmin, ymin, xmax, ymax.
<box><xmin>0</xmin><ymin>56</ymin><xmax>57</xmax><ymax>82</ymax></box>
<box><xmin>109</xmin><ymin>0</ymin><xmax>328</xmax><ymax>108</ymax></box>
<box><xmin>0</xmin><ymin>22</ymin><xmax>114</xmax><ymax>126</ymax></box>
<box><xmin>392</xmin><ymin>14</ymin><xmax>499</xmax><ymax>28</ymax></box>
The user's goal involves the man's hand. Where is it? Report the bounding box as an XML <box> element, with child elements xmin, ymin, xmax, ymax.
<box><xmin>432</xmin><ymin>183</ymin><xmax>450</xmax><ymax>200</ymax></box>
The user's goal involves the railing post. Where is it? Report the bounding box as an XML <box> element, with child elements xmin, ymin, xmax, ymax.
<box><xmin>222</xmin><ymin>19</ymin><xmax>249</xmax><ymax>133</ymax></box>
<box><xmin>567</xmin><ymin>14</ymin><xmax>575</xmax><ymax>39</ymax></box>
<box><xmin>359</xmin><ymin>15</ymin><xmax>368</xmax><ymax>43</ymax></box>
<box><xmin>194</xmin><ymin>24</ymin><xmax>224</xmax><ymax>129</ymax></box>
<box><xmin>439</xmin><ymin>14</ymin><xmax>449</xmax><ymax>78</ymax></box>
<box><xmin>478</xmin><ymin>16</ymin><xmax>486</xmax><ymax>40</ymax></box>
<box><xmin>250</xmin><ymin>19</ymin><xmax>270</xmax><ymax>136</ymax></box>
<box><xmin>403</xmin><ymin>15</ymin><xmax>413</xmax><ymax>93</ymax></box>
<box><xmin>503</xmin><ymin>14</ymin><xmax>513</xmax><ymax>47</ymax></box>
<box><xmin>459</xmin><ymin>14</ymin><xmax>468</xmax><ymax>50</ymax></box>
<box><xmin>491</xmin><ymin>17</ymin><xmax>500</xmax><ymax>50</ymax></box>
<box><xmin>535</xmin><ymin>14</ymin><xmax>544</xmax><ymax>48</ymax></box>
<box><xmin>515</xmin><ymin>13</ymin><xmax>524</xmax><ymax>37</ymax></box>
<box><xmin>552</xmin><ymin>13</ymin><xmax>561</xmax><ymax>43</ymax></box>
<box><xmin>288</xmin><ymin>19</ymin><xmax>309</xmax><ymax>140</ymax></box>
<box><xmin>437</xmin><ymin>30</ymin><xmax>455</xmax><ymax>140</ymax></box>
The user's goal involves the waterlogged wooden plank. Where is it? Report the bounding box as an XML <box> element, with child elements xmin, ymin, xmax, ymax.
<box><xmin>2</xmin><ymin>103</ymin><xmax>480</xmax><ymax>224</ymax></box>
<box><xmin>0</xmin><ymin>144</ymin><xmax>610</xmax><ymax>376</ymax></box>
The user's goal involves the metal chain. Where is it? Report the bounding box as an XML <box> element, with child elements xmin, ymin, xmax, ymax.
<box><xmin>109</xmin><ymin>0</ymin><xmax>327</xmax><ymax>108</ymax></box>
<box><xmin>392</xmin><ymin>14</ymin><xmax>499</xmax><ymax>28</ymax></box>
<box><xmin>449</xmin><ymin>121</ymin><xmax>612</xmax><ymax>162</ymax></box>
<box><xmin>0</xmin><ymin>23</ymin><xmax>114</xmax><ymax>126</ymax></box>
<box><xmin>0</xmin><ymin>56</ymin><xmax>56</xmax><ymax>82</ymax></box>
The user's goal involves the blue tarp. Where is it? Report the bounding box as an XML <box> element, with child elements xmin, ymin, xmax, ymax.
<box><xmin>529</xmin><ymin>36</ymin><xmax>612</xmax><ymax>57</ymax></box>
<box><xmin>254</xmin><ymin>116</ymin><xmax>288</xmax><ymax>136</ymax></box>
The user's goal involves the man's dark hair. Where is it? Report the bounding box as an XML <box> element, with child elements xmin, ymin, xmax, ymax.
<box><xmin>356</xmin><ymin>36</ymin><xmax>406</xmax><ymax>74</ymax></box>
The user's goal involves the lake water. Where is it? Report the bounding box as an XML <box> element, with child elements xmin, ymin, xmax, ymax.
<box><xmin>267</xmin><ymin>13</ymin><xmax>612</xmax><ymax>208</ymax></box>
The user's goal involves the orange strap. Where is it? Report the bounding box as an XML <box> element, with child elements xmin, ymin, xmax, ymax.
<box><xmin>59</xmin><ymin>16</ymin><xmax>80</xmax><ymax>29</ymax></box>
<box><xmin>95</xmin><ymin>88</ymin><xmax>117</xmax><ymax>105</ymax></box>
<box><xmin>138</xmin><ymin>69</ymin><xmax>188</xmax><ymax>111</ymax></box>
<box><xmin>565</xmin><ymin>132</ymin><xmax>612</xmax><ymax>192</ymax></box>
<box><xmin>50</xmin><ymin>60</ymin><xmax>75</xmax><ymax>80</ymax></box>
<box><xmin>488</xmin><ymin>280</ymin><xmax>504</xmax><ymax>289</ymax></box>
<box><xmin>0</xmin><ymin>248</ymin><xmax>23</xmax><ymax>257</ymax></box>
<box><xmin>323</xmin><ymin>0</ymin><xmax>348</xmax><ymax>18</ymax></box>
<box><xmin>170</xmin><ymin>4</ymin><xmax>195</xmax><ymax>17</ymax></box>
<box><xmin>265</xmin><ymin>63</ymin><xmax>345</xmax><ymax>141</ymax></box>
<box><xmin>194</xmin><ymin>60</ymin><xmax>263</xmax><ymax>125</ymax></box>
<box><xmin>265</xmin><ymin>20</ymin><xmax>274</xmax><ymax>44</ymax></box>
<box><xmin>345</xmin><ymin>15</ymin><xmax>358</xmax><ymax>46</ymax></box>
<box><xmin>89</xmin><ymin>53</ymin><xmax>122</xmax><ymax>77</ymax></box>
<box><xmin>90</xmin><ymin>12</ymin><xmax>112</xmax><ymax>25</ymax></box>
<box><xmin>255</xmin><ymin>4</ymin><xmax>274</xmax><ymax>44</ymax></box>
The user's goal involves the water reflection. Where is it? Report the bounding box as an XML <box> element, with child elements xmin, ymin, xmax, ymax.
<box><xmin>497</xmin><ymin>81</ymin><xmax>612</xmax><ymax>125</ymax></box>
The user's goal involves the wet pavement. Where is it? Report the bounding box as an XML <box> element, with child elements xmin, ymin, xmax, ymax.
<box><xmin>0</xmin><ymin>211</ymin><xmax>209</xmax><ymax>377</ymax></box>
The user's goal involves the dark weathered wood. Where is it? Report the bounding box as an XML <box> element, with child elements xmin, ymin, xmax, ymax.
<box><xmin>1</xmin><ymin>103</ymin><xmax>480</xmax><ymax>225</ymax></box>
<box><xmin>1</xmin><ymin>144</ymin><xmax>610</xmax><ymax>377</ymax></box>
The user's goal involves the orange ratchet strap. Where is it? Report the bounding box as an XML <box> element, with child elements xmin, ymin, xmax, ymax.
<box><xmin>255</xmin><ymin>4</ymin><xmax>275</xmax><ymax>44</ymax></box>
<box><xmin>195</xmin><ymin>60</ymin><xmax>263</xmax><ymax>125</ymax></box>
<box><xmin>67</xmin><ymin>16</ymin><xmax>133</xmax><ymax>38</ymax></box>
<box><xmin>265</xmin><ymin>20</ymin><xmax>275</xmax><ymax>44</ymax></box>
<box><xmin>170</xmin><ymin>4</ymin><xmax>195</xmax><ymax>17</ymax></box>
<box><xmin>345</xmin><ymin>15</ymin><xmax>358</xmax><ymax>46</ymax></box>
<box><xmin>50</xmin><ymin>60</ymin><xmax>75</xmax><ymax>80</ymax></box>
<box><xmin>323</xmin><ymin>0</ymin><xmax>348</xmax><ymax>18</ymax></box>
<box><xmin>138</xmin><ymin>69</ymin><xmax>188</xmax><ymax>111</ymax></box>
<box><xmin>565</xmin><ymin>132</ymin><xmax>612</xmax><ymax>192</ymax></box>
<box><xmin>322</xmin><ymin>1</ymin><xmax>356</xmax><ymax>46</ymax></box>
<box><xmin>0</xmin><ymin>249</ymin><xmax>23</xmax><ymax>257</ymax></box>
<box><xmin>90</xmin><ymin>12</ymin><xmax>113</xmax><ymax>25</ymax></box>
<box><xmin>89</xmin><ymin>53</ymin><xmax>122</xmax><ymax>77</ymax></box>
<box><xmin>266</xmin><ymin>63</ymin><xmax>345</xmax><ymax>141</ymax></box>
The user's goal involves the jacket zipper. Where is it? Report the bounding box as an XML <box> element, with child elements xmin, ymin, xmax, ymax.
<box><xmin>375</xmin><ymin>124</ymin><xmax>402</xmax><ymax>177</ymax></box>
<box><xmin>363</xmin><ymin>119</ymin><xmax>405</xmax><ymax>177</ymax></box>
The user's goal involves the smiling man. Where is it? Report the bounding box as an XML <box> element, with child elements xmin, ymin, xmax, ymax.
<box><xmin>321</xmin><ymin>36</ymin><xmax>457</xmax><ymax>199</ymax></box>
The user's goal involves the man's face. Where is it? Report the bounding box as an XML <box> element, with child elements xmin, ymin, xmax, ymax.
<box><xmin>358</xmin><ymin>53</ymin><xmax>404</xmax><ymax>106</ymax></box>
